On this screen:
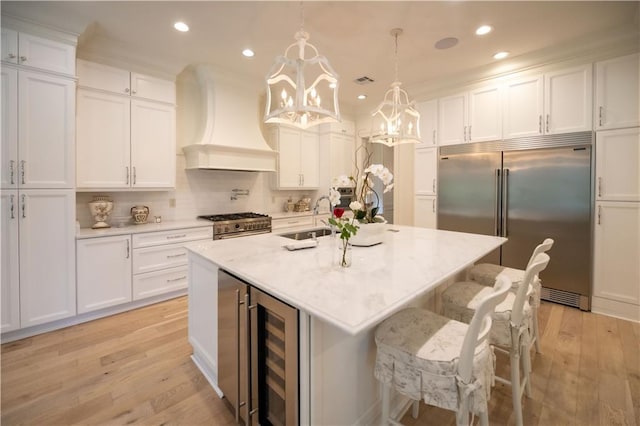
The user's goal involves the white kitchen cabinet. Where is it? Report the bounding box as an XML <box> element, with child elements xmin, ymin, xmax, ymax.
<box><xmin>270</xmin><ymin>126</ymin><xmax>320</xmax><ymax>189</ymax></box>
<box><xmin>76</xmin><ymin>61</ymin><xmax>176</xmax><ymax>190</ymax></box>
<box><xmin>1</xmin><ymin>190</ymin><xmax>20</xmax><ymax>332</ymax></box>
<box><xmin>416</xmin><ymin>100</ymin><xmax>437</xmax><ymax>146</ymax></box>
<box><xmin>414</xmin><ymin>147</ymin><xmax>437</xmax><ymax>195</ymax></box>
<box><xmin>438</xmin><ymin>84</ymin><xmax>501</xmax><ymax>145</ymax></box>
<box><xmin>77</xmin><ymin>59</ymin><xmax>175</xmax><ymax>104</ymax></box>
<box><xmin>321</xmin><ymin>121</ymin><xmax>356</xmax><ymax>181</ymax></box>
<box><xmin>272</xmin><ymin>214</ymin><xmax>315</xmax><ymax>231</ymax></box>
<box><xmin>595</xmin><ymin>53</ymin><xmax>640</xmax><ymax>130</ymax></box>
<box><xmin>592</xmin><ymin>201</ymin><xmax>640</xmax><ymax>321</ymax></box>
<box><xmin>19</xmin><ymin>190</ymin><xmax>76</xmax><ymax>328</ymax></box>
<box><xmin>503</xmin><ymin>64</ymin><xmax>592</xmax><ymax>138</ymax></box>
<box><xmin>1</xmin><ymin>68</ymin><xmax>75</xmax><ymax>189</ymax></box>
<box><xmin>414</xmin><ymin>195</ymin><xmax>437</xmax><ymax>229</ymax></box>
<box><xmin>596</xmin><ymin>128</ymin><xmax>640</xmax><ymax>202</ymax></box>
<box><xmin>77</xmin><ymin>235</ymin><xmax>132</xmax><ymax>314</ymax></box>
<box><xmin>1</xmin><ymin>28</ymin><xmax>75</xmax><ymax>76</ymax></box>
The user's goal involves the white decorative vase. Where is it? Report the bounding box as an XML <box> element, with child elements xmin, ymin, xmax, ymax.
<box><xmin>349</xmin><ymin>222</ymin><xmax>387</xmax><ymax>247</ymax></box>
<box><xmin>88</xmin><ymin>196</ymin><xmax>114</xmax><ymax>229</ymax></box>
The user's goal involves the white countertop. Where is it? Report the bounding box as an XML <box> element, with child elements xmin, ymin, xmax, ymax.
<box><xmin>76</xmin><ymin>219</ymin><xmax>212</xmax><ymax>239</ymax></box>
<box><xmin>186</xmin><ymin>225</ymin><xmax>506</xmax><ymax>335</ymax></box>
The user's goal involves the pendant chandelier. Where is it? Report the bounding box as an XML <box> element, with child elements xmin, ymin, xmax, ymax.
<box><xmin>370</xmin><ymin>28</ymin><xmax>421</xmax><ymax>146</ymax></box>
<box><xmin>264</xmin><ymin>2</ymin><xmax>340</xmax><ymax>129</ymax></box>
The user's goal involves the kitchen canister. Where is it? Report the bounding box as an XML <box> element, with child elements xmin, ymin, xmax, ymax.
<box><xmin>131</xmin><ymin>205</ymin><xmax>150</xmax><ymax>224</ymax></box>
<box><xmin>88</xmin><ymin>195</ymin><xmax>114</xmax><ymax>229</ymax></box>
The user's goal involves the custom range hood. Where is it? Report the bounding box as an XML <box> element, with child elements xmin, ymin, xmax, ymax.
<box><xmin>180</xmin><ymin>64</ymin><xmax>276</xmax><ymax>172</ymax></box>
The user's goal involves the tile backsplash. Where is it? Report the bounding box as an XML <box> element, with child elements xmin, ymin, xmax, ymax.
<box><xmin>76</xmin><ymin>154</ymin><xmax>324</xmax><ymax>228</ymax></box>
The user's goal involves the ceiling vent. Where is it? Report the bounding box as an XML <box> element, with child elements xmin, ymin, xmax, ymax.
<box><xmin>354</xmin><ymin>76</ymin><xmax>375</xmax><ymax>85</ymax></box>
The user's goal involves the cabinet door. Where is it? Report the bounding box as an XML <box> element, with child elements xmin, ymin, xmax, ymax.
<box><xmin>18</xmin><ymin>71</ymin><xmax>75</xmax><ymax>189</ymax></box>
<box><xmin>131</xmin><ymin>99</ymin><xmax>176</xmax><ymax>188</ymax></box>
<box><xmin>596</xmin><ymin>128</ymin><xmax>640</xmax><ymax>201</ymax></box>
<box><xmin>329</xmin><ymin>133</ymin><xmax>355</xmax><ymax>181</ymax></box>
<box><xmin>416</xmin><ymin>100</ymin><xmax>437</xmax><ymax>146</ymax></box>
<box><xmin>76</xmin><ymin>89</ymin><xmax>131</xmax><ymax>188</ymax></box>
<box><xmin>77</xmin><ymin>235</ymin><xmax>132</xmax><ymax>314</ymax></box>
<box><xmin>545</xmin><ymin>64</ymin><xmax>592</xmax><ymax>134</ymax></box>
<box><xmin>19</xmin><ymin>190</ymin><xmax>75</xmax><ymax>327</ymax></box>
<box><xmin>131</xmin><ymin>72</ymin><xmax>176</xmax><ymax>104</ymax></box>
<box><xmin>414</xmin><ymin>147</ymin><xmax>437</xmax><ymax>195</ymax></box>
<box><xmin>1</xmin><ymin>28</ymin><xmax>18</xmax><ymax>64</ymax></box>
<box><xmin>1</xmin><ymin>190</ymin><xmax>20</xmax><ymax>332</ymax></box>
<box><xmin>300</xmin><ymin>131</ymin><xmax>319</xmax><ymax>188</ymax></box>
<box><xmin>438</xmin><ymin>92</ymin><xmax>466</xmax><ymax>145</ymax></box>
<box><xmin>1</xmin><ymin>66</ymin><xmax>18</xmax><ymax>189</ymax></box>
<box><xmin>468</xmin><ymin>84</ymin><xmax>502</xmax><ymax>142</ymax></box>
<box><xmin>595</xmin><ymin>53</ymin><xmax>640</xmax><ymax>130</ymax></box>
<box><xmin>593</xmin><ymin>201</ymin><xmax>640</xmax><ymax>306</ymax></box>
<box><xmin>76</xmin><ymin>59</ymin><xmax>130</xmax><ymax>94</ymax></box>
<box><xmin>277</xmin><ymin>127</ymin><xmax>303</xmax><ymax>188</ymax></box>
<box><xmin>17</xmin><ymin>32</ymin><xmax>75</xmax><ymax>76</ymax></box>
<box><xmin>414</xmin><ymin>195</ymin><xmax>437</xmax><ymax>229</ymax></box>
<box><xmin>503</xmin><ymin>74</ymin><xmax>544</xmax><ymax>138</ymax></box>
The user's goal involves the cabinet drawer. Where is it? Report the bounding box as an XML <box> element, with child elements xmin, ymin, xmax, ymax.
<box><xmin>133</xmin><ymin>242</ymin><xmax>189</xmax><ymax>274</ymax></box>
<box><xmin>272</xmin><ymin>216</ymin><xmax>314</xmax><ymax>230</ymax></box>
<box><xmin>132</xmin><ymin>226</ymin><xmax>213</xmax><ymax>248</ymax></box>
<box><xmin>133</xmin><ymin>265</ymin><xmax>188</xmax><ymax>300</ymax></box>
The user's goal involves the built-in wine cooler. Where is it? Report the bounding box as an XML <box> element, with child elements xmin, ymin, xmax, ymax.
<box><xmin>218</xmin><ymin>269</ymin><xmax>299</xmax><ymax>426</ymax></box>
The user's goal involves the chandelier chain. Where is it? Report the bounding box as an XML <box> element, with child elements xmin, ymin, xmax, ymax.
<box><xmin>394</xmin><ymin>31</ymin><xmax>399</xmax><ymax>82</ymax></box>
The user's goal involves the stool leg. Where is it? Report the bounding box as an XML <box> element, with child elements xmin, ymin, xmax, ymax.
<box><xmin>411</xmin><ymin>400</ymin><xmax>419</xmax><ymax>419</ymax></box>
<box><xmin>479</xmin><ymin>408</ymin><xmax>489</xmax><ymax>426</ymax></box>
<box><xmin>455</xmin><ymin>396</ymin><xmax>469</xmax><ymax>426</ymax></box>
<box><xmin>381</xmin><ymin>383</ymin><xmax>390</xmax><ymax>426</ymax></box>
<box><xmin>510</xmin><ymin>347</ymin><xmax>524</xmax><ymax>426</ymax></box>
<box><xmin>532</xmin><ymin>307</ymin><xmax>541</xmax><ymax>353</ymax></box>
<box><xmin>522</xmin><ymin>333</ymin><xmax>533</xmax><ymax>398</ymax></box>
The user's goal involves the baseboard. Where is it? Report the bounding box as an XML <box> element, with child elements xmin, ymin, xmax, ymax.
<box><xmin>591</xmin><ymin>296</ymin><xmax>640</xmax><ymax>323</ymax></box>
<box><xmin>190</xmin><ymin>353</ymin><xmax>223</xmax><ymax>397</ymax></box>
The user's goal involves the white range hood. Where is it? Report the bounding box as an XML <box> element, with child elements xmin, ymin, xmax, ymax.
<box><xmin>180</xmin><ymin>64</ymin><xmax>276</xmax><ymax>172</ymax></box>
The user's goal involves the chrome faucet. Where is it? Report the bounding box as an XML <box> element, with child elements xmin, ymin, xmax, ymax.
<box><xmin>313</xmin><ymin>195</ymin><xmax>336</xmax><ymax>236</ymax></box>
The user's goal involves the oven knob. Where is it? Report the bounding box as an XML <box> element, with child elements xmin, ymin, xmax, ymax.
<box><xmin>235</xmin><ymin>223</ymin><xmax>240</xmax><ymax>229</ymax></box>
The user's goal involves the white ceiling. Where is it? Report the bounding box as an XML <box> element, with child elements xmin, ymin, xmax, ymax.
<box><xmin>3</xmin><ymin>1</ymin><xmax>639</xmax><ymax>114</ymax></box>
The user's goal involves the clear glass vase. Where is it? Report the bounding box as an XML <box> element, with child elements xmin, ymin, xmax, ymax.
<box><xmin>337</xmin><ymin>240</ymin><xmax>352</xmax><ymax>268</ymax></box>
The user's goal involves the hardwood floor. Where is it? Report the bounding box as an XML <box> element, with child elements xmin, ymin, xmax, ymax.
<box><xmin>1</xmin><ymin>297</ymin><xmax>638</xmax><ymax>425</ymax></box>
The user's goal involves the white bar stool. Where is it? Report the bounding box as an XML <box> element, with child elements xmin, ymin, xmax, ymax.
<box><xmin>374</xmin><ymin>276</ymin><xmax>512</xmax><ymax>426</ymax></box>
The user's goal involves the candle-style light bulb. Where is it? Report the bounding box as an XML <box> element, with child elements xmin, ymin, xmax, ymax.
<box><xmin>281</xmin><ymin>89</ymin><xmax>287</xmax><ymax>100</ymax></box>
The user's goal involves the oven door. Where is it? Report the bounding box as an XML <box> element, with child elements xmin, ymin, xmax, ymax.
<box><xmin>335</xmin><ymin>187</ymin><xmax>354</xmax><ymax>210</ymax></box>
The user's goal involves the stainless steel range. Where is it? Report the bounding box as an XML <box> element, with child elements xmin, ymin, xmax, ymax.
<box><xmin>198</xmin><ymin>212</ymin><xmax>272</xmax><ymax>240</ymax></box>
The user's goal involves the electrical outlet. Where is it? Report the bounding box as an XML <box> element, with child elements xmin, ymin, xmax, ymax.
<box><xmin>169</xmin><ymin>198</ymin><xmax>176</xmax><ymax>208</ymax></box>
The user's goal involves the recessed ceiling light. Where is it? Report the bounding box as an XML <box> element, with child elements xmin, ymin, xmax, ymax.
<box><xmin>357</xmin><ymin>94</ymin><xmax>367</xmax><ymax>100</ymax></box>
<box><xmin>493</xmin><ymin>51</ymin><xmax>509</xmax><ymax>60</ymax></box>
<box><xmin>174</xmin><ymin>22</ymin><xmax>189</xmax><ymax>32</ymax></box>
<box><xmin>475</xmin><ymin>25</ymin><xmax>493</xmax><ymax>36</ymax></box>
<box><xmin>242</xmin><ymin>49</ymin><xmax>255</xmax><ymax>57</ymax></box>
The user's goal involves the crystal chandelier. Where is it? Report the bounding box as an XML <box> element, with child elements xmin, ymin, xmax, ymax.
<box><xmin>264</xmin><ymin>2</ymin><xmax>340</xmax><ymax>129</ymax></box>
<box><xmin>370</xmin><ymin>28</ymin><xmax>421</xmax><ymax>146</ymax></box>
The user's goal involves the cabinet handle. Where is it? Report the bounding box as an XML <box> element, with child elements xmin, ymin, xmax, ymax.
<box><xmin>10</xmin><ymin>194</ymin><xmax>15</xmax><ymax>219</ymax></box>
<box><xmin>468</xmin><ymin>126</ymin><xmax>472</xmax><ymax>141</ymax></box>
<box><xmin>19</xmin><ymin>56</ymin><xmax>27</xmax><ymax>63</ymax></box>
<box><xmin>132</xmin><ymin>90</ymin><xmax>137</xmax><ymax>95</ymax></box>
<box><xmin>126</xmin><ymin>239</ymin><xmax>130</xmax><ymax>258</ymax></box>
<box><xmin>21</xmin><ymin>194</ymin><xmax>25</xmax><ymax>218</ymax></box>
<box><xmin>9</xmin><ymin>160</ymin><xmax>14</xmax><ymax>184</ymax></box>
<box><xmin>546</xmin><ymin>114</ymin><xmax>550</xmax><ymax>133</ymax></box>
<box><xmin>463</xmin><ymin>126</ymin><xmax>467</xmax><ymax>142</ymax></box>
<box><xmin>166</xmin><ymin>234</ymin><xmax>187</xmax><ymax>239</ymax></box>
<box><xmin>432</xmin><ymin>198</ymin><xmax>435</xmax><ymax>213</ymax></box>
<box><xmin>598</xmin><ymin>106</ymin><xmax>603</xmax><ymax>127</ymax></box>
<box><xmin>7</xmin><ymin>53</ymin><xmax>16</xmax><ymax>59</ymax></box>
<box><xmin>598</xmin><ymin>177</ymin><xmax>602</xmax><ymax>197</ymax></box>
<box><xmin>166</xmin><ymin>252</ymin><xmax>187</xmax><ymax>259</ymax></box>
<box><xmin>133</xmin><ymin>167</ymin><xmax>137</xmax><ymax>185</ymax></box>
<box><xmin>20</xmin><ymin>160</ymin><xmax>25</xmax><ymax>184</ymax></box>
<box><xmin>302</xmin><ymin>174</ymin><xmax>304</xmax><ymax>186</ymax></box>
<box><xmin>597</xmin><ymin>205</ymin><xmax>601</xmax><ymax>225</ymax></box>
<box><xmin>125</xmin><ymin>88</ymin><xmax>130</xmax><ymax>93</ymax></box>
<box><xmin>432</xmin><ymin>129</ymin><xmax>436</xmax><ymax>145</ymax></box>
<box><xmin>538</xmin><ymin>115</ymin><xmax>543</xmax><ymax>133</ymax></box>
<box><xmin>126</xmin><ymin>166</ymin><xmax>130</xmax><ymax>185</ymax></box>
<box><xmin>166</xmin><ymin>276</ymin><xmax>186</xmax><ymax>283</ymax></box>
<box><xmin>432</xmin><ymin>178</ymin><xmax>436</xmax><ymax>193</ymax></box>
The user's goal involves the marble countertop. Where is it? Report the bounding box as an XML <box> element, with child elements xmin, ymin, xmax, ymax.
<box><xmin>77</xmin><ymin>219</ymin><xmax>212</xmax><ymax>239</ymax></box>
<box><xmin>186</xmin><ymin>225</ymin><xmax>506</xmax><ymax>335</ymax></box>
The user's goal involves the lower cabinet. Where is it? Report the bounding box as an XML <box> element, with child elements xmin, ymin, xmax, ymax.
<box><xmin>414</xmin><ymin>195</ymin><xmax>437</xmax><ymax>229</ymax></box>
<box><xmin>592</xmin><ymin>201</ymin><xmax>640</xmax><ymax>321</ymax></box>
<box><xmin>77</xmin><ymin>235</ymin><xmax>132</xmax><ymax>314</ymax></box>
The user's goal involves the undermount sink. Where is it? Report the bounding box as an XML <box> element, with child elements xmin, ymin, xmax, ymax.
<box><xmin>279</xmin><ymin>228</ymin><xmax>333</xmax><ymax>240</ymax></box>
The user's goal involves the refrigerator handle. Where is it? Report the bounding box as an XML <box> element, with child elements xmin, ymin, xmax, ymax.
<box><xmin>494</xmin><ymin>169</ymin><xmax>501</xmax><ymax>236</ymax></box>
<box><xmin>235</xmin><ymin>289</ymin><xmax>243</xmax><ymax>424</ymax></box>
<box><xmin>502</xmin><ymin>169</ymin><xmax>510</xmax><ymax>237</ymax></box>
<box><xmin>247</xmin><ymin>295</ymin><xmax>257</xmax><ymax>425</ymax></box>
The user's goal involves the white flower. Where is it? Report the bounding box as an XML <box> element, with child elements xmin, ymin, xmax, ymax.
<box><xmin>364</xmin><ymin>164</ymin><xmax>384</xmax><ymax>175</ymax></box>
<box><xmin>331</xmin><ymin>175</ymin><xmax>351</xmax><ymax>188</ymax></box>
<box><xmin>383</xmin><ymin>183</ymin><xmax>394</xmax><ymax>193</ymax></box>
<box><xmin>329</xmin><ymin>188</ymin><xmax>341</xmax><ymax>206</ymax></box>
<box><xmin>379</xmin><ymin>169</ymin><xmax>393</xmax><ymax>186</ymax></box>
<box><xmin>349</xmin><ymin>200</ymin><xmax>363</xmax><ymax>211</ymax></box>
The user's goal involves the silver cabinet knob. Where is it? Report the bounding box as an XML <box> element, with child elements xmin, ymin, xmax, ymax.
<box><xmin>19</xmin><ymin>56</ymin><xmax>27</xmax><ymax>62</ymax></box>
<box><xmin>7</xmin><ymin>53</ymin><xmax>16</xmax><ymax>59</ymax></box>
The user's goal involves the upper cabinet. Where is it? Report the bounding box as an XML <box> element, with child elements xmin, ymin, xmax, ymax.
<box><xmin>503</xmin><ymin>64</ymin><xmax>592</xmax><ymax>138</ymax></box>
<box><xmin>416</xmin><ymin>100</ymin><xmax>437</xmax><ymax>146</ymax></box>
<box><xmin>438</xmin><ymin>84</ymin><xmax>502</xmax><ymax>145</ymax></box>
<box><xmin>320</xmin><ymin>121</ymin><xmax>355</xmax><ymax>182</ymax></box>
<box><xmin>595</xmin><ymin>127</ymin><xmax>640</xmax><ymax>202</ymax></box>
<box><xmin>268</xmin><ymin>125</ymin><xmax>320</xmax><ymax>189</ymax></box>
<box><xmin>1</xmin><ymin>28</ymin><xmax>75</xmax><ymax>76</ymax></box>
<box><xmin>76</xmin><ymin>60</ymin><xmax>176</xmax><ymax>190</ymax></box>
<box><xmin>595</xmin><ymin>53</ymin><xmax>640</xmax><ymax>131</ymax></box>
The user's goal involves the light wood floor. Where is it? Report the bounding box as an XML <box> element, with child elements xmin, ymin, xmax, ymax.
<box><xmin>1</xmin><ymin>296</ymin><xmax>638</xmax><ymax>425</ymax></box>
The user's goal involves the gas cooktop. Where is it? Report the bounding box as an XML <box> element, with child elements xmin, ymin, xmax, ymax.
<box><xmin>198</xmin><ymin>212</ymin><xmax>272</xmax><ymax>239</ymax></box>
<box><xmin>198</xmin><ymin>212</ymin><xmax>270</xmax><ymax>222</ymax></box>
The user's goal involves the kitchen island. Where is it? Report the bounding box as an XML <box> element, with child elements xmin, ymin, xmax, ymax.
<box><xmin>187</xmin><ymin>225</ymin><xmax>505</xmax><ymax>425</ymax></box>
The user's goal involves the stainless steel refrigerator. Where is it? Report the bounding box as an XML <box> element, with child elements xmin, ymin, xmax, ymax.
<box><xmin>438</xmin><ymin>132</ymin><xmax>593</xmax><ymax>310</ymax></box>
